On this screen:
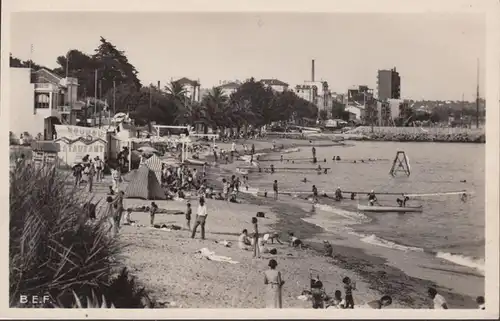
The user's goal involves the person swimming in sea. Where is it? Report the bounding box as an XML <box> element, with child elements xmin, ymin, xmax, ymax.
<box><xmin>302</xmin><ymin>177</ymin><xmax>307</xmax><ymax>183</ymax></box>
<box><xmin>368</xmin><ymin>190</ymin><xmax>378</xmax><ymax>206</ymax></box>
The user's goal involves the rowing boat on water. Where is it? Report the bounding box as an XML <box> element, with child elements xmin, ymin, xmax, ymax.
<box><xmin>357</xmin><ymin>204</ymin><xmax>423</xmax><ymax>213</ymax></box>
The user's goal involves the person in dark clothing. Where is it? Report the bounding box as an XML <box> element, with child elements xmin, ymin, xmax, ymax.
<box><xmin>312</xmin><ymin>185</ymin><xmax>318</xmax><ymax>203</ymax></box>
<box><xmin>342</xmin><ymin>277</ymin><xmax>356</xmax><ymax>309</ymax></box>
<box><xmin>310</xmin><ymin>275</ymin><xmax>325</xmax><ymax>309</ymax></box>
<box><xmin>273</xmin><ymin>180</ymin><xmax>279</xmax><ymax>200</ymax></box>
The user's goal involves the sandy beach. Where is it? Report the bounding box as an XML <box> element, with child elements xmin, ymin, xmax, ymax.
<box><xmin>85</xmin><ymin>137</ymin><xmax>479</xmax><ymax>309</ymax></box>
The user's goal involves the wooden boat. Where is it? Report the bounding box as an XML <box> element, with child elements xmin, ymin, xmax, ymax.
<box><xmin>357</xmin><ymin>204</ymin><xmax>423</xmax><ymax>213</ymax></box>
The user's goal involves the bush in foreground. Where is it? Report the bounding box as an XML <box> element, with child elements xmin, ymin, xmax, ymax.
<box><xmin>9</xmin><ymin>164</ymin><xmax>153</xmax><ymax>308</ymax></box>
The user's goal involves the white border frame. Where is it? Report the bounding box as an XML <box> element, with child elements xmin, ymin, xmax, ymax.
<box><xmin>1</xmin><ymin>0</ymin><xmax>498</xmax><ymax>319</ymax></box>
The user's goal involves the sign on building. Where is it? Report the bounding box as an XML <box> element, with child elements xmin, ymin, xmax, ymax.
<box><xmin>55</xmin><ymin>137</ymin><xmax>106</xmax><ymax>165</ymax></box>
<box><xmin>54</xmin><ymin>125</ymin><xmax>107</xmax><ymax>140</ymax></box>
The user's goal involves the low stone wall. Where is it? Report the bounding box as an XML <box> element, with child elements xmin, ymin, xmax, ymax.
<box><xmin>347</xmin><ymin>126</ymin><xmax>485</xmax><ymax>143</ymax></box>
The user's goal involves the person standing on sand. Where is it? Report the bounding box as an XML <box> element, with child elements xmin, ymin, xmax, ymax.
<box><xmin>273</xmin><ymin>180</ymin><xmax>279</xmax><ymax>200</ymax></box>
<box><xmin>113</xmin><ymin>191</ymin><xmax>125</xmax><ymax>227</ymax></box>
<box><xmin>87</xmin><ymin>163</ymin><xmax>96</xmax><ymax>193</ymax></box>
<box><xmin>104</xmin><ymin>196</ymin><xmax>118</xmax><ymax>236</ymax></box>
<box><xmin>252</xmin><ymin>217</ymin><xmax>260</xmax><ymax>258</ymax></box>
<box><xmin>191</xmin><ymin>197</ymin><xmax>208</xmax><ymax>240</ymax></box>
<box><xmin>263</xmin><ymin>259</ymin><xmax>284</xmax><ymax>308</ymax></box>
<box><xmin>149</xmin><ymin>202</ymin><xmax>158</xmax><ymax>226</ymax></box>
<box><xmin>185</xmin><ymin>202</ymin><xmax>192</xmax><ymax>231</ymax></box>
<box><xmin>428</xmin><ymin>287</ymin><xmax>448</xmax><ymax>309</ymax></box>
<box><xmin>342</xmin><ymin>277</ymin><xmax>356</xmax><ymax>309</ymax></box>
<box><xmin>94</xmin><ymin>156</ymin><xmax>104</xmax><ymax>182</ymax></box>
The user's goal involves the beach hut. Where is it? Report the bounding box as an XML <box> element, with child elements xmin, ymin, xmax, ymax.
<box><xmin>31</xmin><ymin>141</ymin><xmax>60</xmax><ymax>170</ymax></box>
<box><xmin>145</xmin><ymin>154</ymin><xmax>163</xmax><ymax>183</ymax></box>
<box><xmin>125</xmin><ymin>165</ymin><xmax>166</xmax><ymax>200</ymax></box>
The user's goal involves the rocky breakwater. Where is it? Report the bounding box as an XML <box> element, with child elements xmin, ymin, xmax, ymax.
<box><xmin>346</xmin><ymin>126</ymin><xmax>485</xmax><ymax>143</ymax></box>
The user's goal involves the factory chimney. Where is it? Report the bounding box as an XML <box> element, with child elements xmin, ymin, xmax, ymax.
<box><xmin>311</xmin><ymin>59</ymin><xmax>315</xmax><ymax>82</ymax></box>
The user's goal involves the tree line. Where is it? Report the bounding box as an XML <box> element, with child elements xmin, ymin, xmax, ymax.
<box><xmin>10</xmin><ymin>37</ymin><xmax>318</xmax><ymax>133</ymax></box>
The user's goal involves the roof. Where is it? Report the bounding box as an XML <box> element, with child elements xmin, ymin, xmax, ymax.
<box><xmin>31</xmin><ymin>141</ymin><xmax>60</xmax><ymax>152</ymax></box>
<box><xmin>33</xmin><ymin>68</ymin><xmax>62</xmax><ymax>84</ymax></box>
<box><xmin>260</xmin><ymin>79</ymin><xmax>289</xmax><ymax>87</ymax></box>
<box><xmin>219</xmin><ymin>82</ymin><xmax>241</xmax><ymax>89</ymax></box>
<box><xmin>175</xmin><ymin>77</ymin><xmax>199</xmax><ymax>86</ymax></box>
<box><xmin>55</xmin><ymin>137</ymin><xmax>107</xmax><ymax>145</ymax></box>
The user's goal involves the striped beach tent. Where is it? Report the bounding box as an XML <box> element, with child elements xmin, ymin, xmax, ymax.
<box><xmin>145</xmin><ymin>154</ymin><xmax>163</xmax><ymax>183</ymax></box>
<box><xmin>125</xmin><ymin>165</ymin><xmax>166</xmax><ymax>200</ymax></box>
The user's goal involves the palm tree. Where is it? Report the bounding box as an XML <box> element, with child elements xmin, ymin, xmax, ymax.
<box><xmin>164</xmin><ymin>80</ymin><xmax>189</xmax><ymax>126</ymax></box>
<box><xmin>202</xmin><ymin>87</ymin><xmax>229</xmax><ymax>133</ymax></box>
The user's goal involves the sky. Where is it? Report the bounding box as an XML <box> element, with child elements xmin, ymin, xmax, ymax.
<box><xmin>10</xmin><ymin>12</ymin><xmax>486</xmax><ymax>101</ymax></box>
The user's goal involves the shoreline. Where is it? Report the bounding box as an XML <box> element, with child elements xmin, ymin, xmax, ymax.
<box><xmin>113</xmin><ymin>137</ymin><xmax>481</xmax><ymax>309</ymax></box>
<box><xmin>214</xmin><ymin>139</ymin><xmax>482</xmax><ymax>308</ymax></box>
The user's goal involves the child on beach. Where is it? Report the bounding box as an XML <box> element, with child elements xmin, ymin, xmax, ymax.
<box><xmin>149</xmin><ymin>202</ymin><xmax>158</xmax><ymax>226</ymax></box>
<box><xmin>252</xmin><ymin>217</ymin><xmax>260</xmax><ymax>258</ymax></box>
<box><xmin>288</xmin><ymin>233</ymin><xmax>303</xmax><ymax>249</ymax></box>
<box><xmin>342</xmin><ymin>277</ymin><xmax>356</xmax><ymax>309</ymax></box>
<box><xmin>327</xmin><ymin>290</ymin><xmax>346</xmax><ymax>309</ymax></box>
<box><xmin>238</xmin><ymin>229</ymin><xmax>252</xmax><ymax>250</ymax></box>
<box><xmin>185</xmin><ymin>202</ymin><xmax>192</xmax><ymax>231</ymax></box>
<box><xmin>428</xmin><ymin>287</ymin><xmax>448</xmax><ymax>309</ymax></box>
<box><xmin>124</xmin><ymin>208</ymin><xmax>132</xmax><ymax>225</ymax></box>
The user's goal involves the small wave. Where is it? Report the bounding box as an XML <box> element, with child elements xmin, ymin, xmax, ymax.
<box><xmin>360</xmin><ymin>234</ymin><xmax>425</xmax><ymax>252</ymax></box>
<box><xmin>281</xmin><ymin>147</ymin><xmax>300</xmax><ymax>154</ymax></box>
<box><xmin>314</xmin><ymin>203</ymin><xmax>371</xmax><ymax>224</ymax></box>
<box><xmin>435</xmin><ymin>252</ymin><xmax>485</xmax><ymax>275</ymax></box>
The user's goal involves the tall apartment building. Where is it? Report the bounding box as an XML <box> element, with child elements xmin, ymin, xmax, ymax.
<box><xmin>377</xmin><ymin>67</ymin><xmax>401</xmax><ymax>101</ymax></box>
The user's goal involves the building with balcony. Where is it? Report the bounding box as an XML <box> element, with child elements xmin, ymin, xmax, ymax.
<box><xmin>175</xmin><ymin>77</ymin><xmax>201</xmax><ymax>102</ymax></box>
<box><xmin>377</xmin><ymin>67</ymin><xmax>401</xmax><ymax>101</ymax></box>
<box><xmin>260</xmin><ymin>79</ymin><xmax>289</xmax><ymax>93</ymax></box>
<box><xmin>9</xmin><ymin>67</ymin><xmax>82</xmax><ymax>140</ymax></box>
<box><xmin>294</xmin><ymin>81</ymin><xmax>331</xmax><ymax>111</ymax></box>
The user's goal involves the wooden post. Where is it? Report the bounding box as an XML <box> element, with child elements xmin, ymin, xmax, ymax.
<box><xmin>128</xmin><ymin>140</ymin><xmax>132</xmax><ymax>172</ymax></box>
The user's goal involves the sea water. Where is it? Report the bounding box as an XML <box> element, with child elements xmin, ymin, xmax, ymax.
<box><xmin>248</xmin><ymin>141</ymin><xmax>485</xmax><ymax>276</ymax></box>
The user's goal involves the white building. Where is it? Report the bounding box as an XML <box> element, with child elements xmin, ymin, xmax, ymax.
<box><xmin>175</xmin><ymin>77</ymin><xmax>201</xmax><ymax>102</ymax></box>
<box><xmin>387</xmin><ymin>98</ymin><xmax>403</xmax><ymax>119</ymax></box>
<box><xmin>293</xmin><ymin>81</ymin><xmax>331</xmax><ymax>110</ymax></box>
<box><xmin>260</xmin><ymin>79</ymin><xmax>289</xmax><ymax>92</ymax></box>
<box><xmin>218</xmin><ymin>81</ymin><xmax>241</xmax><ymax>97</ymax></box>
<box><xmin>9</xmin><ymin>67</ymin><xmax>82</xmax><ymax>140</ymax></box>
<box><xmin>345</xmin><ymin>104</ymin><xmax>365</xmax><ymax>120</ymax></box>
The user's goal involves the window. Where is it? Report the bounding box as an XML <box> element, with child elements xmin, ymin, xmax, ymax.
<box><xmin>35</xmin><ymin>94</ymin><xmax>50</xmax><ymax>109</ymax></box>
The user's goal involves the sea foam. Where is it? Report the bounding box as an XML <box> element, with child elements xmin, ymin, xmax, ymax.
<box><xmin>435</xmin><ymin>251</ymin><xmax>485</xmax><ymax>275</ymax></box>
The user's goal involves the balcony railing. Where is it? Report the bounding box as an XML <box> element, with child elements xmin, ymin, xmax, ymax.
<box><xmin>34</xmin><ymin>83</ymin><xmax>59</xmax><ymax>91</ymax></box>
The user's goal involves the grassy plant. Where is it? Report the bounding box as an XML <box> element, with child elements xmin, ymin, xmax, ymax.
<box><xmin>9</xmin><ymin>164</ymin><xmax>123</xmax><ymax>307</ymax></box>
